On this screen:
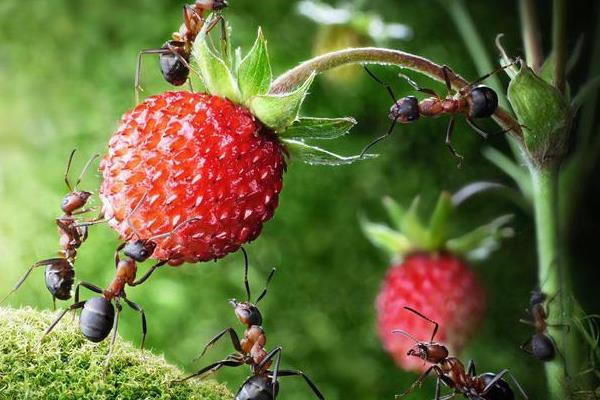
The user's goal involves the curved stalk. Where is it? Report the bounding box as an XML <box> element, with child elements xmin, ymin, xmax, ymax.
<box><xmin>270</xmin><ymin>47</ymin><xmax>523</xmax><ymax>142</ymax></box>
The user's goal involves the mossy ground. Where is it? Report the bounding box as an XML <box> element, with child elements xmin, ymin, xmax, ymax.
<box><xmin>0</xmin><ymin>307</ymin><xmax>232</xmax><ymax>400</ymax></box>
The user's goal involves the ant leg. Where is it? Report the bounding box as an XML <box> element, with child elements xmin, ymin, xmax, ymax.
<box><xmin>105</xmin><ymin>300</ymin><xmax>122</xmax><ymax>365</ymax></box>
<box><xmin>398</xmin><ymin>72</ymin><xmax>440</xmax><ymax>98</ymax></box>
<box><xmin>175</xmin><ymin>358</ymin><xmax>244</xmax><ymax>383</ymax></box>
<box><xmin>74</xmin><ymin>153</ymin><xmax>100</xmax><ymax>190</ymax></box>
<box><xmin>396</xmin><ymin>365</ymin><xmax>440</xmax><ymax>398</ymax></box>
<box><xmin>64</xmin><ymin>149</ymin><xmax>77</xmax><ymax>191</ymax></box>
<box><xmin>360</xmin><ymin>118</ymin><xmax>398</xmax><ymax>158</ymax></box>
<box><xmin>75</xmin><ymin>281</ymin><xmax>104</xmax><ymax>303</ymax></box>
<box><xmin>482</xmin><ymin>369</ymin><xmax>528</xmax><ymax>400</ymax></box>
<box><xmin>434</xmin><ymin>376</ymin><xmax>441</xmax><ymax>400</ymax></box>
<box><xmin>193</xmin><ymin>327</ymin><xmax>242</xmax><ymax>361</ymax></box>
<box><xmin>519</xmin><ymin>318</ymin><xmax>535</xmax><ymax>327</ymax></box>
<box><xmin>188</xmin><ymin>78</ymin><xmax>194</xmax><ymax>93</ymax></box>
<box><xmin>258</xmin><ymin>347</ymin><xmax>282</xmax><ymax>399</ymax></box>
<box><xmin>255</xmin><ymin>268</ymin><xmax>277</xmax><ymax>304</ymax></box>
<box><xmin>403</xmin><ymin>306</ymin><xmax>439</xmax><ymax>343</ymax></box>
<box><xmin>1</xmin><ymin>258</ymin><xmax>64</xmax><ymax>304</ymax></box>
<box><xmin>41</xmin><ymin>301</ymin><xmax>86</xmax><ymax>342</ymax></box>
<box><xmin>444</xmin><ymin>116</ymin><xmax>464</xmax><ymax>166</ymax></box>
<box><xmin>135</xmin><ymin>48</ymin><xmax>172</xmax><ymax>103</ymax></box>
<box><xmin>273</xmin><ymin>369</ymin><xmax>325</xmax><ymax>400</ymax></box>
<box><xmin>466</xmin><ymin>118</ymin><xmax>508</xmax><ymax>139</ymax></box>
<box><xmin>123</xmin><ymin>297</ymin><xmax>147</xmax><ymax>350</ymax></box>
<box><xmin>520</xmin><ymin>337</ymin><xmax>534</xmax><ymax>355</ymax></box>
<box><xmin>130</xmin><ymin>260</ymin><xmax>168</xmax><ymax>287</ymax></box>
<box><xmin>241</xmin><ymin>247</ymin><xmax>251</xmax><ymax>302</ymax></box>
<box><xmin>441</xmin><ymin>65</ymin><xmax>454</xmax><ymax>93</ymax></box>
<box><xmin>467</xmin><ymin>360</ymin><xmax>477</xmax><ymax>376</ymax></box>
<box><xmin>363</xmin><ymin>66</ymin><xmax>398</xmax><ymax>103</ymax></box>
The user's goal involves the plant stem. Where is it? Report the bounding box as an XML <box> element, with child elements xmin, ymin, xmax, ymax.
<box><xmin>519</xmin><ymin>0</ymin><xmax>544</xmax><ymax>72</ymax></box>
<box><xmin>271</xmin><ymin>47</ymin><xmax>523</xmax><ymax>142</ymax></box>
<box><xmin>553</xmin><ymin>0</ymin><xmax>567</xmax><ymax>93</ymax></box>
<box><xmin>530</xmin><ymin>164</ymin><xmax>573</xmax><ymax>399</ymax></box>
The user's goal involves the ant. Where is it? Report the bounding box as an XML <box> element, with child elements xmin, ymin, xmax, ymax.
<box><xmin>42</xmin><ymin>197</ymin><xmax>199</xmax><ymax>359</ymax></box>
<box><xmin>176</xmin><ymin>249</ymin><xmax>325</xmax><ymax>400</ymax></box>
<box><xmin>135</xmin><ymin>0</ymin><xmax>228</xmax><ymax>102</ymax></box>
<box><xmin>361</xmin><ymin>60</ymin><xmax>518</xmax><ymax>163</ymax></box>
<box><xmin>519</xmin><ymin>289</ymin><xmax>568</xmax><ymax>362</ymax></box>
<box><xmin>1</xmin><ymin>150</ymin><xmax>99</xmax><ymax>308</ymax></box>
<box><xmin>395</xmin><ymin>306</ymin><xmax>528</xmax><ymax>400</ymax></box>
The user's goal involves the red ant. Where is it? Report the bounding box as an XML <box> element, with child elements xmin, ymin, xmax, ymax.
<box><xmin>519</xmin><ymin>289</ymin><xmax>568</xmax><ymax>362</ymax></box>
<box><xmin>176</xmin><ymin>249</ymin><xmax>325</xmax><ymax>400</ymax></box>
<box><xmin>395</xmin><ymin>306</ymin><xmax>528</xmax><ymax>400</ymax></box>
<box><xmin>42</xmin><ymin>196</ymin><xmax>199</xmax><ymax>360</ymax></box>
<box><xmin>135</xmin><ymin>0</ymin><xmax>228</xmax><ymax>102</ymax></box>
<box><xmin>1</xmin><ymin>150</ymin><xmax>99</xmax><ymax>308</ymax></box>
<box><xmin>361</xmin><ymin>61</ymin><xmax>518</xmax><ymax>163</ymax></box>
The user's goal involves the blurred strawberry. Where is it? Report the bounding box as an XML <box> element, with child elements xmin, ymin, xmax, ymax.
<box><xmin>361</xmin><ymin>193</ymin><xmax>513</xmax><ymax>371</ymax></box>
<box><xmin>100</xmin><ymin>24</ymin><xmax>368</xmax><ymax>264</ymax></box>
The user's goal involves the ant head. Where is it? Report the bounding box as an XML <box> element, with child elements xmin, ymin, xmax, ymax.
<box><xmin>79</xmin><ymin>297</ymin><xmax>115</xmax><ymax>343</ymax></box>
<box><xmin>468</xmin><ymin>85</ymin><xmax>498</xmax><ymax>118</ymax></box>
<box><xmin>159</xmin><ymin>44</ymin><xmax>190</xmax><ymax>86</ymax></box>
<box><xmin>123</xmin><ymin>239</ymin><xmax>157</xmax><ymax>262</ymax></box>
<box><xmin>211</xmin><ymin>0</ymin><xmax>228</xmax><ymax>10</ymax></box>
<box><xmin>230</xmin><ymin>299</ymin><xmax>263</xmax><ymax>326</ymax></box>
<box><xmin>530</xmin><ymin>289</ymin><xmax>547</xmax><ymax>306</ymax></box>
<box><xmin>390</xmin><ymin>96</ymin><xmax>420</xmax><ymax>123</ymax></box>
<box><xmin>406</xmin><ymin>343</ymin><xmax>449</xmax><ymax>364</ymax></box>
<box><xmin>61</xmin><ymin>191</ymin><xmax>92</xmax><ymax>214</ymax></box>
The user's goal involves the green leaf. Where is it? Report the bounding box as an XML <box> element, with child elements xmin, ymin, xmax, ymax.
<box><xmin>382</xmin><ymin>196</ymin><xmax>405</xmax><ymax>232</ymax></box>
<box><xmin>249</xmin><ymin>72</ymin><xmax>316</xmax><ymax>131</ymax></box>
<box><xmin>359</xmin><ymin>217</ymin><xmax>412</xmax><ymax>259</ymax></box>
<box><xmin>192</xmin><ymin>24</ymin><xmax>241</xmax><ymax>103</ymax></box>
<box><xmin>279</xmin><ymin>117</ymin><xmax>357</xmax><ymax>140</ymax></box>
<box><xmin>281</xmin><ymin>139</ymin><xmax>376</xmax><ymax>165</ymax></box>
<box><xmin>446</xmin><ymin>214</ymin><xmax>514</xmax><ymax>261</ymax></box>
<box><xmin>400</xmin><ymin>197</ymin><xmax>429</xmax><ymax>248</ymax></box>
<box><xmin>238</xmin><ymin>27</ymin><xmax>272</xmax><ymax>103</ymax></box>
<box><xmin>427</xmin><ymin>192</ymin><xmax>453</xmax><ymax>250</ymax></box>
<box><xmin>483</xmin><ymin>147</ymin><xmax>533</xmax><ymax>202</ymax></box>
<box><xmin>507</xmin><ymin>64</ymin><xmax>571</xmax><ymax>166</ymax></box>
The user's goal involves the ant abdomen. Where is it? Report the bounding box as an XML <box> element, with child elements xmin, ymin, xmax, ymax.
<box><xmin>159</xmin><ymin>44</ymin><xmax>190</xmax><ymax>86</ymax></box>
<box><xmin>479</xmin><ymin>373</ymin><xmax>514</xmax><ymax>400</ymax></box>
<box><xmin>45</xmin><ymin>262</ymin><xmax>74</xmax><ymax>300</ymax></box>
<box><xmin>467</xmin><ymin>86</ymin><xmax>498</xmax><ymax>119</ymax></box>
<box><xmin>79</xmin><ymin>297</ymin><xmax>115</xmax><ymax>342</ymax></box>
<box><xmin>529</xmin><ymin>333</ymin><xmax>555</xmax><ymax>361</ymax></box>
<box><xmin>235</xmin><ymin>376</ymin><xmax>277</xmax><ymax>400</ymax></box>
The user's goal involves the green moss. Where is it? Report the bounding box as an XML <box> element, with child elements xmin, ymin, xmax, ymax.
<box><xmin>0</xmin><ymin>307</ymin><xmax>232</xmax><ymax>400</ymax></box>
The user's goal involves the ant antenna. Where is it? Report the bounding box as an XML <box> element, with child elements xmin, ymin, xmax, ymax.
<box><xmin>241</xmin><ymin>247</ymin><xmax>251</xmax><ymax>302</ymax></box>
<box><xmin>255</xmin><ymin>268</ymin><xmax>276</xmax><ymax>304</ymax></box>
<box><xmin>147</xmin><ymin>217</ymin><xmax>201</xmax><ymax>242</ymax></box>
<box><xmin>392</xmin><ymin>329</ymin><xmax>421</xmax><ymax>344</ymax></box>
<box><xmin>363</xmin><ymin>66</ymin><xmax>398</xmax><ymax>103</ymax></box>
<box><xmin>464</xmin><ymin>58</ymin><xmax>521</xmax><ymax>90</ymax></box>
<box><xmin>64</xmin><ymin>149</ymin><xmax>77</xmax><ymax>191</ymax></box>
<box><xmin>404</xmin><ymin>306</ymin><xmax>439</xmax><ymax>342</ymax></box>
<box><xmin>74</xmin><ymin>153</ymin><xmax>100</xmax><ymax>190</ymax></box>
<box><xmin>124</xmin><ymin>191</ymin><xmax>150</xmax><ymax>240</ymax></box>
<box><xmin>360</xmin><ymin>118</ymin><xmax>397</xmax><ymax>158</ymax></box>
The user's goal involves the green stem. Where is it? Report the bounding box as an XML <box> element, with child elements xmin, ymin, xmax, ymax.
<box><xmin>553</xmin><ymin>0</ymin><xmax>567</xmax><ymax>93</ymax></box>
<box><xmin>519</xmin><ymin>0</ymin><xmax>544</xmax><ymax>72</ymax></box>
<box><xmin>530</xmin><ymin>165</ymin><xmax>574</xmax><ymax>399</ymax></box>
<box><xmin>271</xmin><ymin>47</ymin><xmax>523</xmax><ymax>142</ymax></box>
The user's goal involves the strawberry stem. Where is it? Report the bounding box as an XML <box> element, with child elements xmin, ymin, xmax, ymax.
<box><xmin>270</xmin><ymin>47</ymin><xmax>523</xmax><ymax>143</ymax></box>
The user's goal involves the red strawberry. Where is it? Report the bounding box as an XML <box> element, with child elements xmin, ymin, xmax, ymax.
<box><xmin>100</xmin><ymin>26</ymin><xmax>365</xmax><ymax>265</ymax></box>
<box><xmin>362</xmin><ymin>194</ymin><xmax>513</xmax><ymax>372</ymax></box>
<box><xmin>376</xmin><ymin>252</ymin><xmax>486</xmax><ymax>372</ymax></box>
<box><xmin>100</xmin><ymin>92</ymin><xmax>286</xmax><ymax>264</ymax></box>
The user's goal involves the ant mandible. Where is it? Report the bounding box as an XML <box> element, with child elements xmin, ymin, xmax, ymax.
<box><xmin>1</xmin><ymin>150</ymin><xmax>99</xmax><ymax>308</ymax></box>
<box><xmin>395</xmin><ymin>306</ymin><xmax>528</xmax><ymax>400</ymax></box>
<box><xmin>176</xmin><ymin>248</ymin><xmax>325</xmax><ymax>400</ymax></box>
<box><xmin>361</xmin><ymin>60</ymin><xmax>518</xmax><ymax>163</ymax></box>
<box><xmin>519</xmin><ymin>289</ymin><xmax>568</xmax><ymax>362</ymax></box>
<box><xmin>135</xmin><ymin>0</ymin><xmax>228</xmax><ymax>102</ymax></box>
<box><xmin>42</xmin><ymin>197</ymin><xmax>199</xmax><ymax>360</ymax></box>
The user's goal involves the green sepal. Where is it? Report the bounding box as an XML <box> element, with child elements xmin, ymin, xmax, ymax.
<box><xmin>427</xmin><ymin>192</ymin><xmax>453</xmax><ymax>250</ymax></box>
<box><xmin>238</xmin><ymin>28</ymin><xmax>272</xmax><ymax>102</ymax></box>
<box><xmin>249</xmin><ymin>72</ymin><xmax>316</xmax><ymax>131</ymax></box>
<box><xmin>400</xmin><ymin>197</ymin><xmax>429</xmax><ymax>249</ymax></box>
<box><xmin>282</xmin><ymin>139</ymin><xmax>376</xmax><ymax>165</ymax></box>
<box><xmin>359</xmin><ymin>216</ymin><xmax>412</xmax><ymax>259</ymax></box>
<box><xmin>446</xmin><ymin>214</ymin><xmax>514</xmax><ymax>261</ymax></box>
<box><xmin>507</xmin><ymin>64</ymin><xmax>571</xmax><ymax>167</ymax></box>
<box><xmin>279</xmin><ymin>117</ymin><xmax>357</xmax><ymax>140</ymax></box>
<box><xmin>192</xmin><ymin>24</ymin><xmax>241</xmax><ymax>103</ymax></box>
<box><xmin>382</xmin><ymin>196</ymin><xmax>405</xmax><ymax>231</ymax></box>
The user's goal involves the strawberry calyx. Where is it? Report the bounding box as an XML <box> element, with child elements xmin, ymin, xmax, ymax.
<box><xmin>361</xmin><ymin>191</ymin><xmax>514</xmax><ymax>262</ymax></box>
<box><xmin>191</xmin><ymin>14</ymin><xmax>374</xmax><ymax>165</ymax></box>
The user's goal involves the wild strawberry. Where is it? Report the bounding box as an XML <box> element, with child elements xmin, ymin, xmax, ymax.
<box><xmin>100</xmin><ymin>24</ymin><xmax>369</xmax><ymax>264</ymax></box>
<box><xmin>362</xmin><ymin>193</ymin><xmax>513</xmax><ymax>372</ymax></box>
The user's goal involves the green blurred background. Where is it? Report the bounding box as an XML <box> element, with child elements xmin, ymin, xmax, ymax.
<box><xmin>1</xmin><ymin>1</ymin><xmax>598</xmax><ymax>399</ymax></box>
